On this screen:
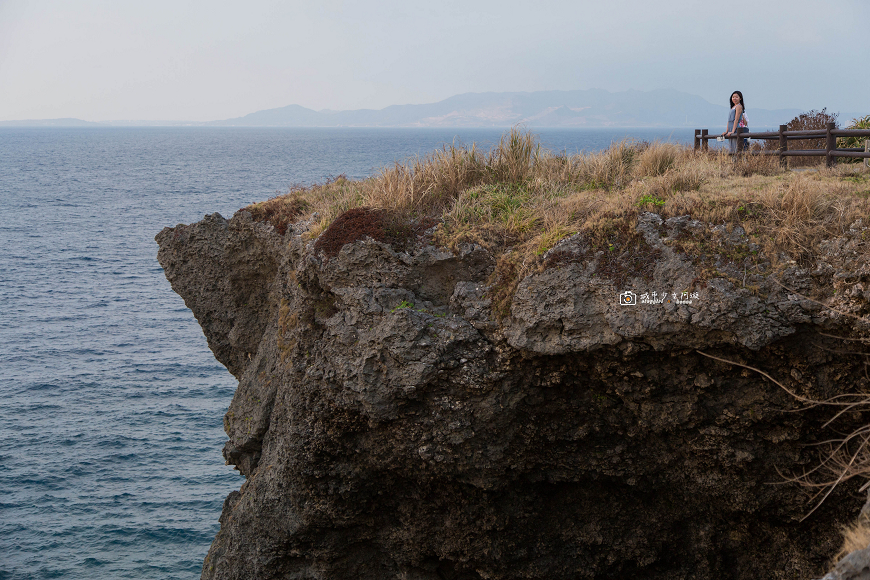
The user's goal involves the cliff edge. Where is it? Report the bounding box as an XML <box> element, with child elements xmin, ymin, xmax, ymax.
<box><xmin>156</xmin><ymin>203</ymin><xmax>870</xmax><ymax>579</ymax></box>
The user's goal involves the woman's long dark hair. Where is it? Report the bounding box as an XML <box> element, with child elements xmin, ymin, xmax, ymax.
<box><xmin>730</xmin><ymin>91</ymin><xmax>745</xmax><ymax>110</ymax></box>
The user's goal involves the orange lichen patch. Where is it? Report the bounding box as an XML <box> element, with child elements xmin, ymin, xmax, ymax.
<box><xmin>243</xmin><ymin>194</ymin><xmax>309</xmax><ymax>236</ymax></box>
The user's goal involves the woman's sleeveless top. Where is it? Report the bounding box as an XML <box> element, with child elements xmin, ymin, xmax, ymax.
<box><xmin>729</xmin><ymin>106</ymin><xmax>747</xmax><ymax>127</ymax></box>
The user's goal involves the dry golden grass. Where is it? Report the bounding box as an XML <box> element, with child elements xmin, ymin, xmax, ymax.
<box><xmin>244</xmin><ymin>193</ymin><xmax>309</xmax><ymax>235</ymax></box>
<box><xmin>241</xmin><ymin>129</ymin><xmax>870</xmax><ymax>284</ymax></box>
<box><xmin>636</xmin><ymin>141</ymin><xmax>681</xmax><ymax>177</ymax></box>
<box><xmin>836</xmin><ymin>515</ymin><xmax>870</xmax><ymax>562</ymax></box>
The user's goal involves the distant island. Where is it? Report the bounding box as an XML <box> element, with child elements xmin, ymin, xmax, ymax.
<box><xmin>0</xmin><ymin>88</ymin><xmax>831</xmax><ymax>129</ymax></box>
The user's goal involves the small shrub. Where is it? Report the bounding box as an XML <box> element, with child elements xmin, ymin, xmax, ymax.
<box><xmin>313</xmin><ymin>207</ymin><xmax>431</xmax><ymax>259</ymax></box>
<box><xmin>838</xmin><ymin>115</ymin><xmax>870</xmax><ymax>164</ymax></box>
<box><xmin>764</xmin><ymin>109</ymin><xmax>839</xmax><ymax>168</ymax></box>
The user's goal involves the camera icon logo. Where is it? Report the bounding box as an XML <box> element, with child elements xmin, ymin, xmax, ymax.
<box><xmin>619</xmin><ymin>291</ymin><xmax>636</xmax><ymax>306</ymax></box>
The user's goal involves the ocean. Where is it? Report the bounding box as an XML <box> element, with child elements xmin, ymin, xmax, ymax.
<box><xmin>0</xmin><ymin>126</ymin><xmax>693</xmax><ymax>579</ymax></box>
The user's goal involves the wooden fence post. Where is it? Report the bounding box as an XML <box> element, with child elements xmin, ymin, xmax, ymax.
<box><xmin>779</xmin><ymin>124</ymin><xmax>788</xmax><ymax>169</ymax></box>
<box><xmin>694</xmin><ymin>130</ymin><xmax>700</xmax><ymax>152</ymax></box>
<box><xmin>737</xmin><ymin>131</ymin><xmax>745</xmax><ymax>153</ymax></box>
<box><xmin>701</xmin><ymin>129</ymin><xmax>708</xmax><ymax>152</ymax></box>
<box><xmin>865</xmin><ymin>139</ymin><xmax>869</xmax><ymax>168</ymax></box>
<box><xmin>826</xmin><ymin>122</ymin><xmax>836</xmax><ymax>168</ymax></box>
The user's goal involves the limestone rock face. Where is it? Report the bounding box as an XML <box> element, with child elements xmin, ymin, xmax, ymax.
<box><xmin>156</xmin><ymin>211</ymin><xmax>870</xmax><ymax>580</ymax></box>
<box><xmin>820</xmin><ymin>546</ymin><xmax>870</xmax><ymax>580</ymax></box>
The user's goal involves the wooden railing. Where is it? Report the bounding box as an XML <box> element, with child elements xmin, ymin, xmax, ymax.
<box><xmin>694</xmin><ymin>122</ymin><xmax>870</xmax><ymax>167</ymax></box>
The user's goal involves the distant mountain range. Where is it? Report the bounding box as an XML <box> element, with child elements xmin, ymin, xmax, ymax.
<box><xmin>3</xmin><ymin>89</ymin><xmax>847</xmax><ymax>129</ymax></box>
<box><xmin>207</xmin><ymin>89</ymin><xmax>805</xmax><ymax>130</ymax></box>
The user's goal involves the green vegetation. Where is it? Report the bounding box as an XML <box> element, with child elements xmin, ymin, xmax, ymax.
<box><xmin>391</xmin><ymin>300</ymin><xmax>414</xmax><ymax>312</ymax></box>
<box><xmin>636</xmin><ymin>194</ymin><xmax>666</xmax><ymax>207</ymax></box>
<box><xmin>838</xmin><ymin>115</ymin><xmax>870</xmax><ymax>163</ymax></box>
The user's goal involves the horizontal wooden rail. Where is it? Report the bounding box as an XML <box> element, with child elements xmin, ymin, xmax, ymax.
<box><xmin>694</xmin><ymin>123</ymin><xmax>870</xmax><ymax>167</ymax></box>
<box><xmin>701</xmin><ymin>131</ymin><xmax>778</xmax><ymax>139</ymax></box>
<box><xmin>835</xmin><ymin>151</ymin><xmax>870</xmax><ymax>159</ymax></box>
<box><xmin>780</xmin><ymin>129</ymin><xmax>833</xmax><ymax>137</ymax></box>
<box><xmin>832</xmin><ymin>129</ymin><xmax>870</xmax><ymax>138</ymax></box>
<box><xmin>781</xmin><ymin>150</ymin><xmax>828</xmax><ymax>157</ymax></box>
<box><xmin>696</xmin><ymin>131</ymin><xmax>870</xmax><ymax>140</ymax></box>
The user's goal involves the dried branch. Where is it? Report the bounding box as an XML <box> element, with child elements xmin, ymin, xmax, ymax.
<box><xmin>696</xmin><ymin>346</ymin><xmax>870</xmax><ymax>520</ymax></box>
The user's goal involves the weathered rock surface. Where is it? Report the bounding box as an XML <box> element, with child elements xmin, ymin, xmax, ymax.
<box><xmin>820</xmin><ymin>543</ymin><xmax>870</xmax><ymax>580</ymax></box>
<box><xmin>156</xmin><ymin>211</ymin><xmax>870</xmax><ymax>580</ymax></box>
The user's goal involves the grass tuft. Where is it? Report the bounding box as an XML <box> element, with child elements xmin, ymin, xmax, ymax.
<box><xmin>244</xmin><ymin>194</ymin><xmax>309</xmax><ymax>235</ymax></box>
<box><xmin>835</xmin><ymin>515</ymin><xmax>870</xmax><ymax>563</ymax></box>
<box><xmin>636</xmin><ymin>141</ymin><xmax>680</xmax><ymax>177</ymax></box>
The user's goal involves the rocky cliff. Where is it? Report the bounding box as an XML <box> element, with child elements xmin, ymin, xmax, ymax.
<box><xmin>156</xmin><ymin>209</ymin><xmax>870</xmax><ymax>580</ymax></box>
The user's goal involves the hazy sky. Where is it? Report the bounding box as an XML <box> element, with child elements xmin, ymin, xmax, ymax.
<box><xmin>1</xmin><ymin>0</ymin><xmax>867</xmax><ymax>122</ymax></box>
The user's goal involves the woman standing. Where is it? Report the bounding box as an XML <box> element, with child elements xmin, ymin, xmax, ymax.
<box><xmin>722</xmin><ymin>91</ymin><xmax>748</xmax><ymax>153</ymax></box>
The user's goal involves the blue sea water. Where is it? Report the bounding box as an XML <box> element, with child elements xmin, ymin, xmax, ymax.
<box><xmin>0</xmin><ymin>126</ymin><xmax>693</xmax><ymax>579</ymax></box>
